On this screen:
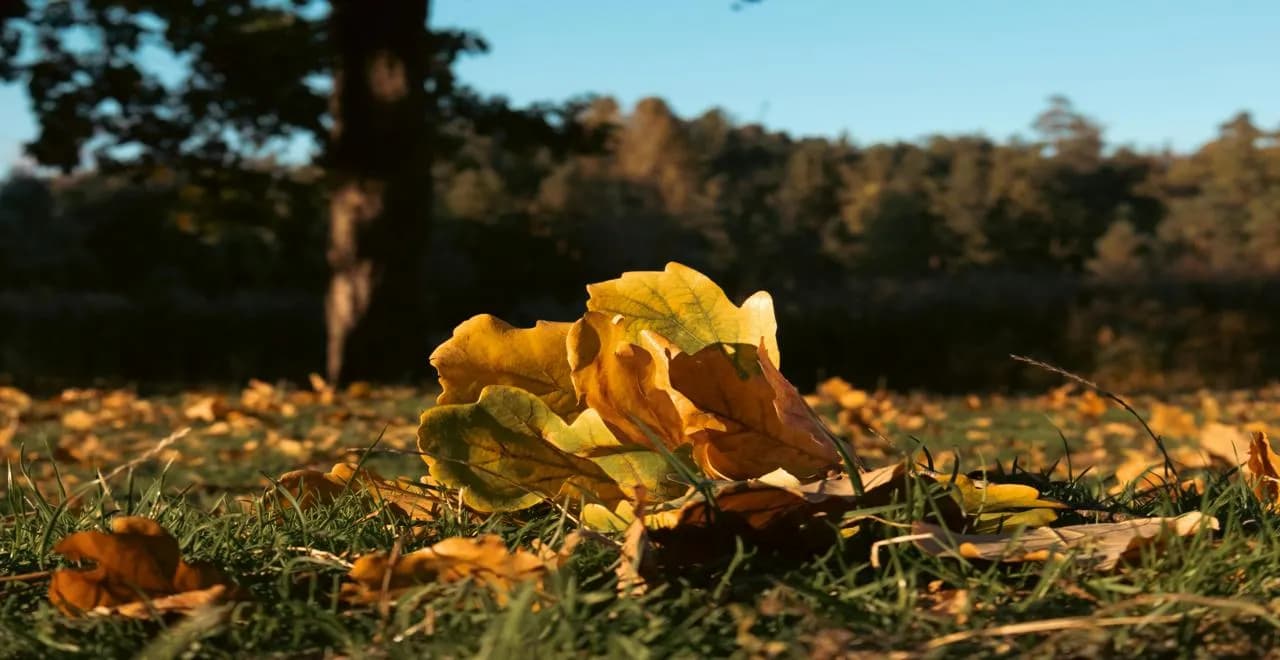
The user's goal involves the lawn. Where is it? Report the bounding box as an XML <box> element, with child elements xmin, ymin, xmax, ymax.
<box><xmin>4</xmin><ymin>378</ymin><xmax>1280</xmax><ymax>659</ymax></box>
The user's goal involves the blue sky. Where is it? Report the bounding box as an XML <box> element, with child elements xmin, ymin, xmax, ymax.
<box><xmin>2</xmin><ymin>0</ymin><xmax>1277</xmax><ymax>174</ymax></box>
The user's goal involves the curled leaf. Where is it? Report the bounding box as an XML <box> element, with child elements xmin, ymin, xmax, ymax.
<box><xmin>668</xmin><ymin>343</ymin><xmax>840</xmax><ymax>480</ymax></box>
<box><xmin>49</xmin><ymin>517</ymin><xmax>235</xmax><ymax>617</ymax></box>
<box><xmin>925</xmin><ymin>470</ymin><xmax>1067</xmax><ymax>532</ymax></box>
<box><xmin>567</xmin><ymin>311</ymin><xmax>686</xmax><ymax>452</ymax></box>
<box><xmin>1247</xmin><ymin>430</ymin><xmax>1280</xmax><ymax>506</ymax></box>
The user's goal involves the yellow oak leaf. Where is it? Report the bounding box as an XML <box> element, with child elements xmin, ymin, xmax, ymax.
<box><xmin>431</xmin><ymin>315</ymin><xmax>579</xmax><ymax>418</ymax></box>
<box><xmin>585</xmin><ymin>262</ymin><xmax>780</xmax><ymax>365</ymax></box>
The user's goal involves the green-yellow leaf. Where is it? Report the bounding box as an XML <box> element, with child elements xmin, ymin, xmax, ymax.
<box><xmin>418</xmin><ymin>386</ymin><xmax>623</xmax><ymax>511</ymax></box>
<box><xmin>585</xmin><ymin>262</ymin><xmax>779</xmax><ymax>364</ymax></box>
<box><xmin>430</xmin><ymin>315</ymin><xmax>579</xmax><ymax>418</ymax></box>
<box><xmin>548</xmin><ymin>408</ymin><xmax>686</xmax><ymax>501</ymax></box>
<box><xmin>417</xmin><ymin>386</ymin><xmax>675</xmax><ymax>511</ymax></box>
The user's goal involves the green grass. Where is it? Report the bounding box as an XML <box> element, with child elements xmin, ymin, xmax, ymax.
<box><xmin>5</xmin><ymin>395</ymin><xmax>1280</xmax><ymax>658</ymax></box>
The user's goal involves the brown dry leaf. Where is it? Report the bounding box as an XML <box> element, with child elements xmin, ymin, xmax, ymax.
<box><xmin>342</xmin><ymin>534</ymin><xmax>577</xmax><ymax>605</ymax></box>
<box><xmin>912</xmin><ymin>511</ymin><xmax>1218</xmax><ymax>571</ymax></box>
<box><xmin>667</xmin><ymin>343</ymin><xmax>840</xmax><ymax>480</ymax></box>
<box><xmin>240</xmin><ymin>379</ymin><xmax>282</xmax><ymax>414</ymax></box>
<box><xmin>1076</xmin><ymin>390</ymin><xmax>1107</xmax><ymax>420</ymax></box>
<box><xmin>0</xmin><ymin>386</ymin><xmax>31</xmax><ymax>415</ymax></box>
<box><xmin>48</xmin><ymin>516</ymin><xmax>235</xmax><ymax>617</ymax></box>
<box><xmin>308</xmin><ymin>372</ymin><xmax>336</xmax><ymax>405</ymax></box>
<box><xmin>644</xmin><ymin>464</ymin><xmax>907</xmax><ymax>563</ymax></box>
<box><xmin>925</xmin><ymin>584</ymin><xmax>972</xmax><ymax>625</ymax></box>
<box><xmin>271</xmin><ymin>462</ymin><xmax>443</xmax><ymax>520</ymax></box>
<box><xmin>1247</xmin><ymin>431</ymin><xmax>1280</xmax><ymax>506</ymax></box>
<box><xmin>431</xmin><ymin>314</ymin><xmax>579</xmax><ymax>418</ymax></box>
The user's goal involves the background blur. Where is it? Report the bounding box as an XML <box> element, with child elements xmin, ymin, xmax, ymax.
<box><xmin>1</xmin><ymin>0</ymin><xmax>1278</xmax><ymax>392</ymax></box>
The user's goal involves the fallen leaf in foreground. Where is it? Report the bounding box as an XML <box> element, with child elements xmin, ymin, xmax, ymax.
<box><xmin>925</xmin><ymin>470</ymin><xmax>1067</xmax><ymax>532</ymax></box>
<box><xmin>639</xmin><ymin>465</ymin><xmax>908</xmax><ymax>563</ymax></box>
<box><xmin>911</xmin><ymin>511</ymin><xmax>1218</xmax><ymax>570</ymax></box>
<box><xmin>342</xmin><ymin>534</ymin><xmax>579</xmax><ymax>605</ymax></box>
<box><xmin>48</xmin><ymin>516</ymin><xmax>235</xmax><ymax>617</ymax></box>
<box><xmin>1247</xmin><ymin>431</ymin><xmax>1280</xmax><ymax>506</ymax></box>
<box><xmin>271</xmin><ymin>462</ymin><xmax>444</xmax><ymax>520</ymax></box>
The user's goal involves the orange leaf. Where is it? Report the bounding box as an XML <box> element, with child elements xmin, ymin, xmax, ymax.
<box><xmin>667</xmin><ymin>343</ymin><xmax>840</xmax><ymax>480</ymax></box>
<box><xmin>48</xmin><ymin>516</ymin><xmax>234</xmax><ymax>617</ymax></box>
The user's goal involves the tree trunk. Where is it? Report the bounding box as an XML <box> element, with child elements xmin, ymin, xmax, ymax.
<box><xmin>326</xmin><ymin>0</ymin><xmax>431</xmax><ymax>383</ymax></box>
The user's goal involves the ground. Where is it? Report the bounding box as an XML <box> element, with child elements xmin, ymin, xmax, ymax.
<box><xmin>3</xmin><ymin>379</ymin><xmax>1280</xmax><ymax>658</ymax></box>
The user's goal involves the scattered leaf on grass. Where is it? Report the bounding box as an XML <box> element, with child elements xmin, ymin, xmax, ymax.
<box><xmin>342</xmin><ymin>533</ymin><xmax>579</xmax><ymax>605</ymax></box>
<box><xmin>1200</xmin><ymin>422</ymin><xmax>1252</xmax><ymax>466</ymax></box>
<box><xmin>926</xmin><ymin>470</ymin><xmax>1066</xmax><ymax>528</ymax></box>
<box><xmin>48</xmin><ymin>516</ymin><xmax>235</xmax><ymax>617</ymax></box>
<box><xmin>912</xmin><ymin>511</ymin><xmax>1218</xmax><ymax>570</ymax></box>
<box><xmin>272</xmin><ymin>462</ymin><xmax>443</xmax><ymax>520</ymax></box>
<box><xmin>1247</xmin><ymin>431</ymin><xmax>1280</xmax><ymax>506</ymax></box>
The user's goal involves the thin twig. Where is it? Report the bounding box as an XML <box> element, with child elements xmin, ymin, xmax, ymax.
<box><xmin>0</xmin><ymin>570</ymin><xmax>52</xmax><ymax>584</ymax></box>
<box><xmin>923</xmin><ymin>613</ymin><xmax>1185</xmax><ymax>651</ymax></box>
<box><xmin>1011</xmin><ymin>355</ymin><xmax>1178</xmax><ymax>483</ymax></box>
<box><xmin>76</xmin><ymin>427</ymin><xmax>191</xmax><ymax>495</ymax></box>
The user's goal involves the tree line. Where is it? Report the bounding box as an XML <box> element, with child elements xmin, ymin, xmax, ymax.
<box><xmin>3</xmin><ymin>96</ymin><xmax>1279</xmax><ymax>390</ymax></box>
<box><xmin>4</xmin><ymin>95</ymin><xmax>1278</xmax><ymax>290</ymax></box>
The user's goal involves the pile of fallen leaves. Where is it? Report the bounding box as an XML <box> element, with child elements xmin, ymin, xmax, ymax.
<box><xmin>11</xmin><ymin>261</ymin><xmax>1280</xmax><ymax>624</ymax></box>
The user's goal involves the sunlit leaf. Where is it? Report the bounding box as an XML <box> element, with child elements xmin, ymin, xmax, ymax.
<box><xmin>418</xmin><ymin>386</ymin><xmax>664</xmax><ymax>511</ymax></box>
<box><xmin>431</xmin><ymin>315</ymin><xmax>579</xmax><ymax>418</ymax></box>
<box><xmin>585</xmin><ymin>262</ymin><xmax>779</xmax><ymax>363</ymax></box>
<box><xmin>343</xmin><ymin>533</ymin><xmax>579</xmax><ymax>605</ymax></box>
<box><xmin>271</xmin><ymin>462</ymin><xmax>444</xmax><ymax>520</ymax></box>
<box><xmin>667</xmin><ymin>342</ymin><xmax>841</xmax><ymax>480</ymax></box>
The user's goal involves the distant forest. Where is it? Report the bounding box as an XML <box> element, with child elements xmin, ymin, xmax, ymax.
<box><xmin>3</xmin><ymin>95</ymin><xmax>1279</xmax><ymax>390</ymax></box>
